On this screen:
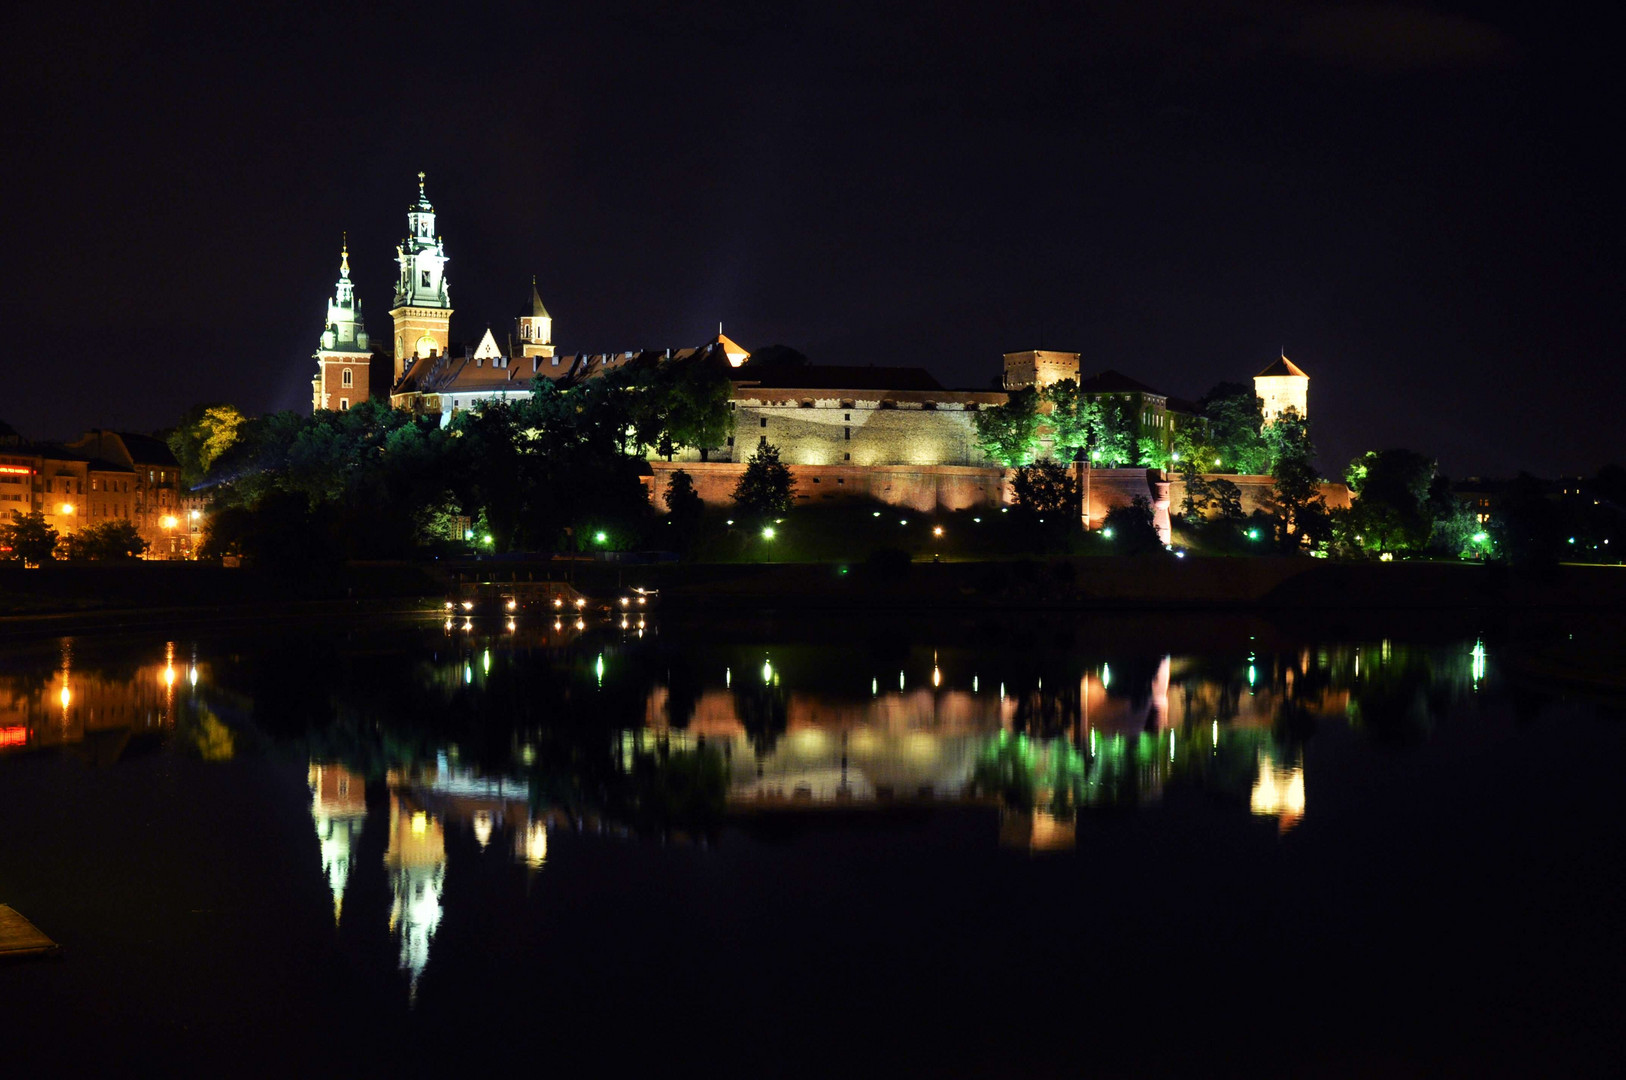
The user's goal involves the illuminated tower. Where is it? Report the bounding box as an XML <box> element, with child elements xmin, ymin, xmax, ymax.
<box><xmin>385</xmin><ymin>792</ymin><xmax>446</xmax><ymax>1000</ymax></box>
<box><xmin>390</xmin><ymin>172</ymin><xmax>453</xmax><ymax>383</ymax></box>
<box><xmin>517</xmin><ymin>276</ymin><xmax>554</xmax><ymax>360</ymax></box>
<box><xmin>308</xmin><ymin>762</ymin><xmax>368</xmax><ymax>924</ymax></box>
<box><xmin>1255</xmin><ymin>354</ymin><xmax>1309</xmax><ymax>424</ymax></box>
<box><xmin>311</xmin><ymin>237</ymin><xmax>373</xmax><ymax>413</ymax></box>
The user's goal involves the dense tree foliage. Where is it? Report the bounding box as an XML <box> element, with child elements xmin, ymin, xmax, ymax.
<box><xmin>67</xmin><ymin>520</ymin><xmax>147</xmax><ymax>560</ymax></box>
<box><xmin>1102</xmin><ymin>495</ymin><xmax>1163</xmax><ymax>553</ymax></box>
<box><xmin>1011</xmin><ymin>461</ymin><xmax>1078</xmax><ymax>515</ymax></box>
<box><xmin>1264</xmin><ymin>409</ymin><xmax>1329</xmax><ymax>551</ymax></box>
<box><xmin>1088</xmin><ymin>398</ymin><xmax>1136</xmax><ymax>467</ymax></box>
<box><xmin>1197</xmin><ymin>383</ymin><xmax>1271</xmax><ymax>474</ymax></box>
<box><xmin>1</xmin><ymin>511</ymin><xmax>59</xmax><ymax>565</ymax></box>
<box><xmin>1040</xmin><ymin>380</ymin><xmax>1097</xmax><ymax>462</ymax></box>
<box><xmin>200</xmin><ymin>361</ymin><xmax>732</xmax><ymax>564</ymax></box>
<box><xmin>974</xmin><ymin>386</ymin><xmax>1041</xmax><ymax>466</ymax></box>
<box><xmin>732</xmin><ymin>442</ymin><xmax>796</xmax><ymax>517</ymax></box>
<box><xmin>167</xmin><ymin>403</ymin><xmax>247</xmax><ymax>489</ymax></box>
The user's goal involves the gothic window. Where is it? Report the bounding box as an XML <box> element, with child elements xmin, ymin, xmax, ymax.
<box><xmin>342</xmin><ymin>368</ymin><xmax>353</xmax><ymax>388</ymax></box>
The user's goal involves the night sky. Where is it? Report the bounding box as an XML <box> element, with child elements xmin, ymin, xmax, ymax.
<box><xmin>8</xmin><ymin>1</ymin><xmax>1620</xmax><ymax>478</ymax></box>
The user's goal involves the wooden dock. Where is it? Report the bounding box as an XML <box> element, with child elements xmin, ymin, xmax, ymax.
<box><xmin>0</xmin><ymin>905</ymin><xmax>60</xmax><ymax>959</ymax></box>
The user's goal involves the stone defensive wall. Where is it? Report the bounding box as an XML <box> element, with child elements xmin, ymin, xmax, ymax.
<box><xmin>668</xmin><ymin>388</ymin><xmax>1008</xmax><ymax>468</ymax></box>
<box><xmin>1167</xmin><ymin>475</ymin><xmax>1353</xmax><ymax>517</ymax></box>
<box><xmin>650</xmin><ymin>461</ymin><xmax>1008</xmax><ymax>513</ymax></box>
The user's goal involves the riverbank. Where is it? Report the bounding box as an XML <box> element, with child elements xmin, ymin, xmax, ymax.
<box><xmin>4</xmin><ymin>557</ymin><xmax>1623</xmax><ymax>630</ymax></box>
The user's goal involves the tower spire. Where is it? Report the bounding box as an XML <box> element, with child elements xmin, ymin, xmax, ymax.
<box><xmin>340</xmin><ymin>232</ymin><xmax>350</xmax><ymax>278</ymax></box>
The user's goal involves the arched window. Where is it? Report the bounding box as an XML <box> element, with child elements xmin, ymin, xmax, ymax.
<box><xmin>342</xmin><ymin>368</ymin><xmax>353</xmax><ymax>388</ymax></box>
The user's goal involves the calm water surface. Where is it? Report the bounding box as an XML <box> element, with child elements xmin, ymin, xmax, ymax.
<box><xmin>3</xmin><ymin>613</ymin><xmax>1623</xmax><ymax>1076</ymax></box>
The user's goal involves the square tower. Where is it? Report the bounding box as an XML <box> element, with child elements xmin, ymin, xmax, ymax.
<box><xmin>1003</xmin><ymin>350</ymin><xmax>1081</xmax><ymax>391</ymax></box>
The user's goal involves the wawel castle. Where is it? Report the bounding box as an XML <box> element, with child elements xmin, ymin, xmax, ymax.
<box><xmin>311</xmin><ymin>175</ymin><xmax>1309</xmax><ymax>519</ymax></box>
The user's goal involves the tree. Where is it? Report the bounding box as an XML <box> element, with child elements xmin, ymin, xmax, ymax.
<box><xmin>660</xmin><ymin>358</ymin><xmax>734</xmax><ymax>461</ymax></box>
<box><xmin>1198</xmin><ymin>383</ymin><xmax>1271</xmax><ymax>474</ymax></box>
<box><xmin>732</xmin><ymin>442</ymin><xmax>795</xmax><ymax>517</ymax></box>
<box><xmin>74</xmin><ymin>520</ymin><xmax>148</xmax><ymax>560</ymax></box>
<box><xmin>2</xmin><ymin>511</ymin><xmax>59</xmax><ymax>565</ymax></box>
<box><xmin>1102</xmin><ymin>496</ymin><xmax>1163</xmax><ymax>553</ymax></box>
<box><xmin>1265</xmin><ymin>409</ymin><xmax>1326</xmax><ymax>551</ymax></box>
<box><xmin>974</xmin><ymin>386</ymin><xmax>1040</xmax><ymax>467</ymax></box>
<box><xmin>1137</xmin><ymin>435</ymin><xmax>1168</xmax><ymax>469</ymax></box>
<box><xmin>662</xmin><ymin>469</ymin><xmax>704</xmax><ymax>551</ymax></box>
<box><xmin>1089</xmin><ymin>398</ymin><xmax>1135</xmax><ymax>467</ymax></box>
<box><xmin>1341</xmin><ymin>448</ymin><xmax>1441</xmax><ymax>555</ymax></box>
<box><xmin>167</xmin><ymin>403</ymin><xmax>247</xmax><ymax>488</ymax></box>
<box><xmin>1041</xmin><ymin>379</ymin><xmax>1097</xmax><ymax>462</ymax></box>
<box><xmin>1011</xmin><ymin>461</ymin><xmax>1078</xmax><ymax>515</ymax></box>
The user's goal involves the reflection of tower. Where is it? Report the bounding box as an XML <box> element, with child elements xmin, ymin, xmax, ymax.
<box><xmin>308</xmin><ymin>762</ymin><xmax>368</xmax><ymax>925</ymax></box>
<box><xmin>384</xmin><ymin>792</ymin><xmax>446</xmax><ymax>999</ymax></box>
<box><xmin>1250</xmin><ymin>750</ymin><xmax>1306</xmax><ymax>832</ymax></box>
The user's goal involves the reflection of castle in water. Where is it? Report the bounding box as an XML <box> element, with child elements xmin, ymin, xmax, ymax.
<box><xmin>312</xmin><ymin>753</ymin><xmax>557</xmax><ymax>998</ymax></box>
<box><xmin>309</xmin><ymin>763</ymin><xmax>367</xmax><ymax>924</ymax></box>
<box><xmin>633</xmin><ymin>652</ymin><xmax>1347</xmax><ymax>843</ymax></box>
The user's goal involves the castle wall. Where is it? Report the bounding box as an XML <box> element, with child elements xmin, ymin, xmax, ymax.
<box><xmin>650</xmin><ymin>461</ymin><xmax>1007</xmax><ymax>513</ymax></box>
<box><xmin>1167</xmin><ymin>475</ymin><xmax>1352</xmax><ymax>517</ymax></box>
<box><xmin>670</xmin><ymin>390</ymin><xmax>1006</xmax><ymax>468</ymax></box>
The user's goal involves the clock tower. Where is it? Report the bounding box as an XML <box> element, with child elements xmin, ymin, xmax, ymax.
<box><xmin>389</xmin><ymin>172</ymin><xmax>453</xmax><ymax>382</ymax></box>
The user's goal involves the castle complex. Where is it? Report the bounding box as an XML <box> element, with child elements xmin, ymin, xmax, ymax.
<box><xmin>310</xmin><ymin>176</ymin><xmax>1311</xmax><ymax>522</ymax></box>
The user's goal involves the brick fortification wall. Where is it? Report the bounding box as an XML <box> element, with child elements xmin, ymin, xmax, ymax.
<box><xmin>650</xmin><ymin>461</ymin><xmax>1007</xmax><ymax>513</ymax></box>
<box><xmin>1168</xmin><ymin>475</ymin><xmax>1353</xmax><ymax>517</ymax></box>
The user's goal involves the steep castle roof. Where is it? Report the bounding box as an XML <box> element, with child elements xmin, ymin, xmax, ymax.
<box><xmin>1256</xmin><ymin>354</ymin><xmax>1308</xmax><ymax>378</ymax></box>
<box><xmin>1078</xmin><ymin>369</ymin><xmax>1165</xmax><ymax>397</ymax></box>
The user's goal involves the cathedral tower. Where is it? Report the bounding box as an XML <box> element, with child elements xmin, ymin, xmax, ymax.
<box><xmin>390</xmin><ymin>172</ymin><xmax>453</xmax><ymax>383</ymax></box>
<box><xmin>311</xmin><ymin>236</ymin><xmax>373</xmax><ymax>412</ymax></box>
<box><xmin>517</xmin><ymin>276</ymin><xmax>554</xmax><ymax>359</ymax></box>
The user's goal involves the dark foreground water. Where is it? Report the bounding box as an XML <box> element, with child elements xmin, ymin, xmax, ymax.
<box><xmin>3</xmin><ymin>612</ymin><xmax>1624</xmax><ymax>1076</ymax></box>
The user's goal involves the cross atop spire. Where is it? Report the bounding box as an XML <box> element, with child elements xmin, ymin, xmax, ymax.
<box><xmin>340</xmin><ymin>232</ymin><xmax>350</xmax><ymax>278</ymax></box>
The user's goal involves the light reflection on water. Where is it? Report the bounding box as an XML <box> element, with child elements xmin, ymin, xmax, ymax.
<box><xmin>0</xmin><ymin>621</ymin><xmax>1504</xmax><ymax>998</ymax></box>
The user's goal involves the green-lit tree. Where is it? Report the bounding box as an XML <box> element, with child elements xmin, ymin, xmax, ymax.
<box><xmin>974</xmin><ymin>386</ymin><xmax>1041</xmax><ymax>466</ymax></box>
<box><xmin>732</xmin><ymin>442</ymin><xmax>795</xmax><ymax>517</ymax></box>
<box><xmin>1041</xmin><ymin>379</ymin><xmax>1097</xmax><ymax>462</ymax></box>
<box><xmin>1265</xmin><ymin>409</ymin><xmax>1328</xmax><ymax>551</ymax></box>
<box><xmin>1198</xmin><ymin>383</ymin><xmax>1272</xmax><ymax>474</ymax></box>
<box><xmin>1089</xmin><ymin>399</ymin><xmax>1136</xmax><ymax>467</ymax></box>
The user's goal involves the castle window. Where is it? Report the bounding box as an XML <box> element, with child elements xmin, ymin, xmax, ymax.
<box><xmin>421</xmin><ymin>271</ymin><xmax>431</xmax><ymax>288</ymax></box>
<box><xmin>845</xmin><ymin>427</ymin><xmax>851</xmax><ymax>441</ymax></box>
<box><xmin>726</xmin><ymin>437</ymin><xmax>734</xmax><ymax>447</ymax></box>
<box><xmin>844</xmin><ymin>413</ymin><xmax>851</xmax><ymax>421</ymax></box>
<box><xmin>760</xmin><ymin>417</ymin><xmax>767</xmax><ymax>428</ymax></box>
<box><xmin>844</xmin><ymin>453</ymin><xmax>851</xmax><ymax>461</ymax></box>
<box><xmin>342</xmin><ymin>368</ymin><xmax>353</xmax><ymax>388</ymax></box>
<box><xmin>340</xmin><ymin>399</ymin><xmax>350</xmax><ymax>411</ymax></box>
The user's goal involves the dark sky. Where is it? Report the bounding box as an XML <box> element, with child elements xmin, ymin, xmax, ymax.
<box><xmin>7</xmin><ymin>1</ymin><xmax>1620</xmax><ymax>478</ymax></box>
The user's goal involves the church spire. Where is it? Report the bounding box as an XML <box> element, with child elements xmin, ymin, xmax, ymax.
<box><xmin>340</xmin><ymin>232</ymin><xmax>350</xmax><ymax>279</ymax></box>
